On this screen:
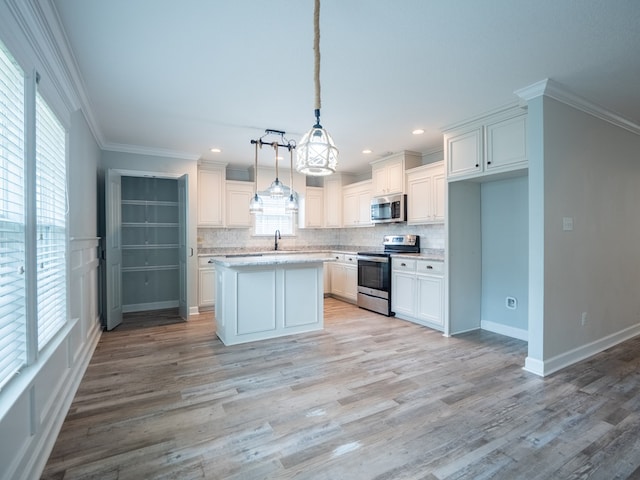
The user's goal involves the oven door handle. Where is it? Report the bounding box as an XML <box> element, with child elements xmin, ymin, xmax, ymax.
<box><xmin>357</xmin><ymin>255</ymin><xmax>389</xmax><ymax>263</ymax></box>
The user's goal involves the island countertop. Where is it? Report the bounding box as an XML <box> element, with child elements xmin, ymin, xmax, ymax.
<box><xmin>209</xmin><ymin>252</ymin><xmax>336</xmax><ymax>268</ymax></box>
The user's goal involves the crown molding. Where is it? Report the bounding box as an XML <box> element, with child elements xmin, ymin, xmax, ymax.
<box><xmin>515</xmin><ymin>78</ymin><xmax>640</xmax><ymax>136</ymax></box>
<box><xmin>102</xmin><ymin>142</ymin><xmax>200</xmax><ymax>162</ymax></box>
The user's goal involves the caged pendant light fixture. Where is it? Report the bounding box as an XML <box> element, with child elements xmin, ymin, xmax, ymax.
<box><xmin>268</xmin><ymin>142</ymin><xmax>285</xmax><ymax>198</ymax></box>
<box><xmin>296</xmin><ymin>0</ymin><xmax>338</xmax><ymax>176</ymax></box>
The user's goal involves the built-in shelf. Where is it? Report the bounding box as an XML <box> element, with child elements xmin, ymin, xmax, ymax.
<box><xmin>122</xmin><ymin>244</ymin><xmax>179</xmax><ymax>250</ymax></box>
<box><xmin>122</xmin><ymin>265</ymin><xmax>179</xmax><ymax>272</ymax></box>
<box><xmin>122</xmin><ymin>222</ymin><xmax>179</xmax><ymax>228</ymax></box>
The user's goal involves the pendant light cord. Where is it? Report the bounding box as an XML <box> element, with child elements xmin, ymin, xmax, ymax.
<box><xmin>313</xmin><ymin>0</ymin><xmax>321</xmax><ymax>113</ymax></box>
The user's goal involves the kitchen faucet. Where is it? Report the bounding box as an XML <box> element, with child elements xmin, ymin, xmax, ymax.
<box><xmin>274</xmin><ymin>229</ymin><xmax>281</xmax><ymax>251</ymax></box>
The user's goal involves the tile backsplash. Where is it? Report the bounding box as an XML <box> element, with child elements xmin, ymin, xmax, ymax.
<box><xmin>198</xmin><ymin>223</ymin><xmax>444</xmax><ymax>253</ymax></box>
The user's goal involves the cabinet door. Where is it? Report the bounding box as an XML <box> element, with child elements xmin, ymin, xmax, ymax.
<box><xmin>407</xmin><ymin>175</ymin><xmax>431</xmax><ymax>224</ymax></box>
<box><xmin>323</xmin><ymin>262</ymin><xmax>331</xmax><ymax>294</ymax></box>
<box><xmin>198</xmin><ymin>168</ymin><xmax>224</xmax><ymax>226</ymax></box>
<box><xmin>225</xmin><ymin>181</ymin><xmax>253</xmax><ymax>227</ymax></box>
<box><xmin>344</xmin><ymin>265</ymin><xmax>358</xmax><ymax>301</ymax></box>
<box><xmin>198</xmin><ymin>268</ymin><xmax>216</xmax><ymax>307</ymax></box>
<box><xmin>485</xmin><ymin>114</ymin><xmax>527</xmax><ymax>172</ymax></box>
<box><xmin>303</xmin><ymin>187</ymin><xmax>324</xmax><ymax>228</ymax></box>
<box><xmin>386</xmin><ymin>160</ymin><xmax>405</xmax><ymax>195</ymax></box>
<box><xmin>342</xmin><ymin>191</ymin><xmax>358</xmax><ymax>226</ymax></box>
<box><xmin>392</xmin><ymin>272</ymin><xmax>416</xmax><ymax>317</ymax></box>
<box><xmin>372</xmin><ymin>165</ymin><xmax>388</xmax><ymax>196</ymax></box>
<box><xmin>432</xmin><ymin>171</ymin><xmax>446</xmax><ymax>222</ymax></box>
<box><xmin>330</xmin><ymin>263</ymin><xmax>345</xmax><ymax>295</ymax></box>
<box><xmin>446</xmin><ymin>128</ymin><xmax>483</xmax><ymax>179</ymax></box>
<box><xmin>324</xmin><ymin>178</ymin><xmax>342</xmax><ymax>227</ymax></box>
<box><xmin>357</xmin><ymin>190</ymin><xmax>372</xmax><ymax>225</ymax></box>
<box><xmin>416</xmin><ymin>275</ymin><xmax>443</xmax><ymax>327</ymax></box>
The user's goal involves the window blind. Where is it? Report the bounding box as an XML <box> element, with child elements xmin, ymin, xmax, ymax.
<box><xmin>0</xmin><ymin>42</ymin><xmax>26</xmax><ymax>390</ymax></box>
<box><xmin>254</xmin><ymin>191</ymin><xmax>295</xmax><ymax>236</ymax></box>
<box><xmin>35</xmin><ymin>92</ymin><xmax>67</xmax><ymax>350</ymax></box>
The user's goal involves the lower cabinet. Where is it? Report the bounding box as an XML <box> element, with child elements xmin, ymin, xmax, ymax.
<box><xmin>198</xmin><ymin>257</ymin><xmax>216</xmax><ymax>310</ymax></box>
<box><xmin>392</xmin><ymin>257</ymin><xmax>444</xmax><ymax>330</ymax></box>
<box><xmin>329</xmin><ymin>253</ymin><xmax>357</xmax><ymax>302</ymax></box>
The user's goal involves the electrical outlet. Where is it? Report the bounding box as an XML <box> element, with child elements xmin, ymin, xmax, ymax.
<box><xmin>506</xmin><ymin>296</ymin><xmax>517</xmax><ymax>310</ymax></box>
<box><xmin>581</xmin><ymin>312</ymin><xmax>588</xmax><ymax>326</ymax></box>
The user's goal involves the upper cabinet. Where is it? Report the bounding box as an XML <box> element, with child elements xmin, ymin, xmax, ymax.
<box><xmin>225</xmin><ymin>181</ymin><xmax>253</xmax><ymax>228</ymax></box>
<box><xmin>343</xmin><ymin>180</ymin><xmax>372</xmax><ymax>227</ymax></box>
<box><xmin>299</xmin><ymin>186</ymin><xmax>324</xmax><ymax>229</ymax></box>
<box><xmin>371</xmin><ymin>151</ymin><xmax>422</xmax><ymax>196</ymax></box>
<box><xmin>197</xmin><ymin>162</ymin><xmax>226</xmax><ymax>226</ymax></box>
<box><xmin>406</xmin><ymin>161</ymin><xmax>445</xmax><ymax>224</ymax></box>
<box><xmin>445</xmin><ymin>107</ymin><xmax>527</xmax><ymax>182</ymax></box>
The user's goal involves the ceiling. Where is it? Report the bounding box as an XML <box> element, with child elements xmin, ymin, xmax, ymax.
<box><xmin>52</xmin><ymin>0</ymin><xmax>640</xmax><ymax>174</ymax></box>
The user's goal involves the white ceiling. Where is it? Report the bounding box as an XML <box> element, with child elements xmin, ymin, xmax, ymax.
<box><xmin>52</xmin><ymin>0</ymin><xmax>640</xmax><ymax>174</ymax></box>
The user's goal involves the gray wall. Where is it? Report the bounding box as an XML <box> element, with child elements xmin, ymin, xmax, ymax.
<box><xmin>527</xmin><ymin>95</ymin><xmax>640</xmax><ymax>373</ymax></box>
<box><xmin>481</xmin><ymin>176</ymin><xmax>528</xmax><ymax>335</ymax></box>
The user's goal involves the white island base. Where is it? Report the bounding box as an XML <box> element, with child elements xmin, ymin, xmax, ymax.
<box><xmin>214</xmin><ymin>256</ymin><xmax>328</xmax><ymax>346</ymax></box>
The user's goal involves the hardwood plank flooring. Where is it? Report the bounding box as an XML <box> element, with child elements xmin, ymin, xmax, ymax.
<box><xmin>42</xmin><ymin>299</ymin><xmax>640</xmax><ymax>479</ymax></box>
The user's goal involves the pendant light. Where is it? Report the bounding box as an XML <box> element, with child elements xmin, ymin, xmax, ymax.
<box><xmin>296</xmin><ymin>0</ymin><xmax>338</xmax><ymax>176</ymax></box>
<box><xmin>285</xmin><ymin>145</ymin><xmax>299</xmax><ymax>212</ymax></box>
<box><xmin>268</xmin><ymin>142</ymin><xmax>285</xmax><ymax>198</ymax></box>
<box><xmin>249</xmin><ymin>141</ymin><xmax>263</xmax><ymax>214</ymax></box>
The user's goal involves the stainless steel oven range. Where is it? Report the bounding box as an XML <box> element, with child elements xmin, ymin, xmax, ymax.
<box><xmin>357</xmin><ymin>235</ymin><xmax>420</xmax><ymax>316</ymax></box>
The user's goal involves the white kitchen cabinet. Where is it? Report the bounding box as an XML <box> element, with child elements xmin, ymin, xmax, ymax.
<box><xmin>225</xmin><ymin>180</ymin><xmax>253</xmax><ymax>228</ymax></box>
<box><xmin>392</xmin><ymin>257</ymin><xmax>444</xmax><ymax>330</ymax></box>
<box><xmin>329</xmin><ymin>253</ymin><xmax>357</xmax><ymax>302</ymax></box>
<box><xmin>371</xmin><ymin>151</ymin><xmax>422</xmax><ymax>196</ymax></box>
<box><xmin>485</xmin><ymin>113</ymin><xmax>527</xmax><ymax>173</ymax></box>
<box><xmin>406</xmin><ymin>161</ymin><xmax>445</xmax><ymax>224</ymax></box>
<box><xmin>343</xmin><ymin>180</ymin><xmax>372</xmax><ymax>227</ymax></box>
<box><xmin>197</xmin><ymin>163</ymin><xmax>225</xmax><ymax>226</ymax></box>
<box><xmin>198</xmin><ymin>257</ymin><xmax>216</xmax><ymax>309</ymax></box>
<box><xmin>299</xmin><ymin>186</ymin><xmax>324</xmax><ymax>228</ymax></box>
<box><xmin>324</xmin><ymin>176</ymin><xmax>343</xmax><ymax>228</ymax></box>
<box><xmin>323</xmin><ymin>262</ymin><xmax>331</xmax><ymax>294</ymax></box>
<box><xmin>445</xmin><ymin>108</ymin><xmax>527</xmax><ymax>182</ymax></box>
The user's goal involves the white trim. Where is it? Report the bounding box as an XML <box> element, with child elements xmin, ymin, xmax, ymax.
<box><xmin>515</xmin><ymin>78</ymin><xmax>640</xmax><ymax>136</ymax></box>
<box><xmin>481</xmin><ymin>320</ymin><xmax>528</xmax><ymax>341</ymax></box>
<box><xmin>524</xmin><ymin>322</ymin><xmax>640</xmax><ymax>377</ymax></box>
<box><xmin>189</xmin><ymin>306</ymin><xmax>200</xmax><ymax>316</ymax></box>
<box><xmin>16</xmin><ymin>317</ymin><xmax>101</xmax><ymax>480</ymax></box>
<box><xmin>103</xmin><ymin>142</ymin><xmax>200</xmax><ymax>162</ymax></box>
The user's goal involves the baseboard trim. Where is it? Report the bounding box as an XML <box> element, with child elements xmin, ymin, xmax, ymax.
<box><xmin>481</xmin><ymin>320</ymin><xmax>528</xmax><ymax>341</ymax></box>
<box><xmin>525</xmin><ymin>322</ymin><xmax>640</xmax><ymax>377</ymax></box>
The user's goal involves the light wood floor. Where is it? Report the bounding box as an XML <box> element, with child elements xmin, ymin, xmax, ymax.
<box><xmin>43</xmin><ymin>299</ymin><xmax>640</xmax><ymax>479</ymax></box>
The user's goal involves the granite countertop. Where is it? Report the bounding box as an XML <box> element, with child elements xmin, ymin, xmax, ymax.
<box><xmin>210</xmin><ymin>252</ymin><xmax>337</xmax><ymax>268</ymax></box>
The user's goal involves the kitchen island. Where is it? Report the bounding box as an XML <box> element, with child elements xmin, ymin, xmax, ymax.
<box><xmin>210</xmin><ymin>252</ymin><xmax>335</xmax><ymax>345</ymax></box>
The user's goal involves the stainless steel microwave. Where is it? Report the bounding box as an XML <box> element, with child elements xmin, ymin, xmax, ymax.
<box><xmin>370</xmin><ymin>194</ymin><xmax>406</xmax><ymax>223</ymax></box>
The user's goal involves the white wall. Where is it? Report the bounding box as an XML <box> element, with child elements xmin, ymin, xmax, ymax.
<box><xmin>99</xmin><ymin>150</ymin><xmax>199</xmax><ymax>314</ymax></box>
<box><xmin>530</xmin><ymin>96</ymin><xmax>640</xmax><ymax>374</ymax></box>
<box><xmin>481</xmin><ymin>176</ymin><xmax>528</xmax><ymax>338</ymax></box>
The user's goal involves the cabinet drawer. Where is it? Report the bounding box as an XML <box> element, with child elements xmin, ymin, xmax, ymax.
<box><xmin>199</xmin><ymin>256</ymin><xmax>216</xmax><ymax>268</ymax></box>
<box><xmin>392</xmin><ymin>258</ymin><xmax>417</xmax><ymax>272</ymax></box>
<box><xmin>416</xmin><ymin>260</ymin><xmax>444</xmax><ymax>275</ymax></box>
<box><xmin>344</xmin><ymin>254</ymin><xmax>357</xmax><ymax>264</ymax></box>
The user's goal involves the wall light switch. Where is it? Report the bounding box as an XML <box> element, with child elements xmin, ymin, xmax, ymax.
<box><xmin>562</xmin><ymin>217</ymin><xmax>574</xmax><ymax>231</ymax></box>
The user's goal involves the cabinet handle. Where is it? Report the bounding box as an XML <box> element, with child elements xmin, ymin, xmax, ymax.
<box><xmin>208</xmin><ymin>259</ymin><xmax>214</xmax><ymax>263</ymax></box>
<box><xmin>475</xmin><ymin>163</ymin><xmax>479</xmax><ymax>167</ymax></box>
<box><xmin>401</xmin><ymin>262</ymin><xmax>406</xmax><ymax>267</ymax></box>
<box><xmin>426</xmin><ymin>265</ymin><xmax>433</xmax><ymax>269</ymax></box>
<box><xmin>487</xmin><ymin>161</ymin><xmax>492</xmax><ymax>165</ymax></box>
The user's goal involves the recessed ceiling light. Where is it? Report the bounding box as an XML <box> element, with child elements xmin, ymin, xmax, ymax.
<box><xmin>210</xmin><ymin>147</ymin><xmax>222</xmax><ymax>153</ymax></box>
<box><xmin>412</xmin><ymin>129</ymin><xmax>425</xmax><ymax>135</ymax></box>
<box><xmin>362</xmin><ymin>149</ymin><xmax>372</xmax><ymax>154</ymax></box>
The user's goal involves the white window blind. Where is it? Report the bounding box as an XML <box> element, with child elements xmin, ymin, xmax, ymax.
<box><xmin>0</xmin><ymin>42</ymin><xmax>26</xmax><ymax>389</ymax></box>
<box><xmin>35</xmin><ymin>92</ymin><xmax>67</xmax><ymax>350</ymax></box>
<box><xmin>254</xmin><ymin>191</ymin><xmax>295</xmax><ymax>236</ymax></box>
